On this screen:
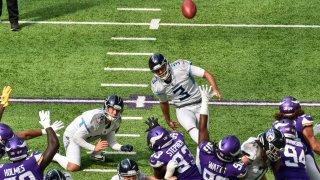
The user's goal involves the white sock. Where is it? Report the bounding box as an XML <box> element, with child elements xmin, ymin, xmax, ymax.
<box><xmin>189</xmin><ymin>128</ymin><xmax>199</xmax><ymax>144</ymax></box>
<box><xmin>53</xmin><ymin>153</ymin><xmax>69</xmax><ymax>170</ymax></box>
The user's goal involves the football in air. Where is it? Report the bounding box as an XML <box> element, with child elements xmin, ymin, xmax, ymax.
<box><xmin>181</xmin><ymin>0</ymin><xmax>197</xmax><ymax>19</ymax></box>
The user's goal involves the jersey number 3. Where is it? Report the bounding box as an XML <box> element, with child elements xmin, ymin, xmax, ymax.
<box><xmin>173</xmin><ymin>85</ymin><xmax>191</xmax><ymax>101</ymax></box>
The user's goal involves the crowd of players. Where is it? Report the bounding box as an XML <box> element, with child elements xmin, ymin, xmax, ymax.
<box><xmin>0</xmin><ymin>53</ymin><xmax>320</xmax><ymax>179</ymax></box>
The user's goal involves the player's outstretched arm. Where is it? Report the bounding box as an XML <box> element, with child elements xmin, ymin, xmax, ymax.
<box><xmin>303</xmin><ymin>126</ymin><xmax>320</xmax><ymax>155</ymax></box>
<box><xmin>16</xmin><ymin>111</ymin><xmax>65</xmax><ymax>140</ymax></box>
<box><xmin>0</xmin><ymin>86</ymin><xmax>12</xmax><ymax>121</ymax></box>
<box><xmin>39</xmin><ymin>127</ymin><xmax>59</xmax><ymax>171</ymax></box>
<box><xmin>203</xmin><ymin>70</ymin><xmax>222</xmax><ymax>101</ymax></box>
<box><xmin>198</xmin><ymin>85</ymin><xmax>214</xmax><ymax>144</ymax></box>
<box><xmin>15</xmin><ymin>129</ymin><xmax>42</xmax><ymax>140</ymax></box>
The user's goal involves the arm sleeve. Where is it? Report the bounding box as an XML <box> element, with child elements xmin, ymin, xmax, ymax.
<box><xmin>72</xmin><ymin>128</ymin><xmax>95</xmax><ymax>151</ymax></box>
<box><xmin>190</xmin><ymin>65</ymin><xmax>205</xmax><ymax>77</ymax></box>
<box><xmin>105</xmin><ymin>131</ymin><xmax>122</xmax><ymax>151</ymax></box>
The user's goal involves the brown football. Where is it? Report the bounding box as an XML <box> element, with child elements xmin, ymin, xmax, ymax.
<box><xmin>181</xmin><ymin>0</ymin><xmax>197</xmax><ymax>19</ymax></box>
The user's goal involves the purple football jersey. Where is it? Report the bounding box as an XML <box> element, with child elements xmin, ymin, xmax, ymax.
<box><xmin>199</xmin><ymin>141</ymin><xmax>247</xmax><ymax>180</ymax></box>
<box><xmin>275</xmin><ymin>139</ymin><xmax>309</xmax><ymax>180</ymax></box>
<box><xmin>149</xmin><ymin>131</ymin><xmax>201</xmax><ymax>180</ymax></box>
<box><xmin>296</xmin><ymin>114</ymin><xmax>314</xmax><ymax>155</ymax></box>
<box><xmin>0</xmin><ymin>152</ymin><xmax>43</xmax><ymax>180</ymax></box>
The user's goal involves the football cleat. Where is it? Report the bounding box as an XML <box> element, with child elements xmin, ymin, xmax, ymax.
<box><xmin>90</xmin><ymin>152</ymin><xmax>114</xmax><ymax>162</ymax></box>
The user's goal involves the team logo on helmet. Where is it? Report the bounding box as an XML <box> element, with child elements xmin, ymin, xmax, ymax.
<box><xmin>266</xmin><ymin>129</ymin><xmax>275</xmax><ymax>142</ymax></box>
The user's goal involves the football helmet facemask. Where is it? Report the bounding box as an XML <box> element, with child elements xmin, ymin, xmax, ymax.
<box><xmin>259</xmin><ymin>128</ymin><xmax>286</xmax><ymax>162</ymax></box>
<box><xmin>103</xmin><ymin>95</ymin><xmax>124</xmax><ymax>122</ymax></box>
<box><xmin>6</xmin><ymin>137</ymin><xmax>28</xmax><ymax>162</ymax></box>
<box><xmin>148</xmin><ymin>53</ymin><xmax>172</xmax><ymax>83</ymax></box>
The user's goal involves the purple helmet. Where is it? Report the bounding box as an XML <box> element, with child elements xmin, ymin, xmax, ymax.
<box><xmin>279</xmin><ymin>96</ymin><xmax>301</xmax><ymax>115</ymax></box>
<box><xmin>147</xmin><ymin>126</ymin><xmax>172</xmax><ymax>151</ymax></box>
<box><xmin>0</xmin><ymin>123</ymin><xmax>14</xmax><ymax>144</ymax></box>
<box><xmin>6</xmin><ymin>137</ymin><xmax>28</xmax><ymax>161</ymax></box>
<box><xmin>216</xmin><ymin>135</ymin><xmax>241</xmax><ymax>162</ymax></box>
<box><xmin>259</xmin><ymin>128</ymin><xmax>286</xmax><ymax>162</ymax></box>
<box><xmin>273</xmin><ymin>119</ymin><xmax>296</xmax><ymax>139</ymax></box>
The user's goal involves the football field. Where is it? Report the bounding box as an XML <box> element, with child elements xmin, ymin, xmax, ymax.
<box><xmin>1</xmin><ymin>0</ymin><xmax>320</xmax><ymax>179</ymax></box>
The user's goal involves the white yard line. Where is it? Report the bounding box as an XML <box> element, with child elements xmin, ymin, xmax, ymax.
<box><xmin>104</xmin><ymin>67</ymin><xmax>150</xmax><ymax>71</ymax></box>
<box><xmin>117</xmin><ymin>8</ymin><xmax>161</xmax><ymax>11</ymax></box>
<box><xmin>101</xmin><ymin>83</ymin><xmax>148</xmax><ymax>87</ymax></box>
<box><xmin>122</xmin><ymin>117</ymin><xmax>143</xmax><ymax>120</ymax></box>
<box><xmin>83</xmin><ymin>169</ymin><xmax>117</xmax><ymax>173</ymax></box>
<box><xmin>2</xmin><ymin>20</ymin><xmax>320</xmax><ymax>29</ymax></box>
<box><xmin>111</xmin><ymin>37</ymin><xmax>156</xmax><ymax>41</ymax></box>
<box><xmin>115</xmin><ymin>134</ymin><xmax>140</xmax><ymax>137</ymax></box>
<box><xmin>107</xmin><ymin>52</ymin><xmax>153</xmax><ymax>56</ymax></box>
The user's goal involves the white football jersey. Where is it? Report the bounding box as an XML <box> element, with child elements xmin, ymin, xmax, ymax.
<box><xmin>64</xmin><ymin>108</ymin><xmax>121</xmax><ymax>143</ymax></box>
<box><xmin>241</xmin><ymin>137</ymin><xmax>267</xmax><ymax>180</ymax></box>
<box><xmin>151</xmin><ymin>60</ymin><xmax>204</xmax><ymax>107</ymax></box>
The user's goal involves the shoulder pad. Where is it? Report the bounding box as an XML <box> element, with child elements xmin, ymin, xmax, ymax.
<box><xmin>170</xmin><ymin>131</ymin><xmax>183</xmax><ymax>140</ymax></box>
<box><xmin>298</xmin><ymin>114</ymin><xmax>314</xmax><ymax>127</ymax></box>
<box><xmin>150</xmin><ymin>151</ymin><xmax>165</xmax><ymax>167</ymax></box>
<box><xmin>199</xmin><ymin>141</ymin><xmax>215</xmax><ymax>155</ymax></box>
<box><xmin>170</xmin><ymin>60</ymin><xmax>191</xmax><ymax>70</ymax></box>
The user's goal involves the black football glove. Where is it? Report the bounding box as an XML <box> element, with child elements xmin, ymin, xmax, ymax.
<box><xmin>145</xmin><ymin>117</ymin><xmax>160</xmax><ymax>132</ymax></box>
<box><xmin>121</xmin><ymin>144</ymin><xmax>133</xmax><ymax>152</ymax></box>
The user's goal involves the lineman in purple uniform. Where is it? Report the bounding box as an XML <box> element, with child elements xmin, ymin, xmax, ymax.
<box><xmin>273</xmin><ymin>119</ymin><xmax>309</xmax><ymax>180</ymax></box>
<box><xmin>275</xmin><ymin>96</ymin><xmax>320</xmax><ymax>180</ymax></box>
<box><xmin>145</xmin><ymin>118</ymin><xmax>201</xmax><ymax>180</ymax></box>
<box><xmin>198</xmin><ymin>85</ymin><xmax>247</xmax><ymax>179</ymax></box>
<box><xmin>0</xmin><ymin>118</ymin><xmax>59</xmax><ymax>179</ymax></box>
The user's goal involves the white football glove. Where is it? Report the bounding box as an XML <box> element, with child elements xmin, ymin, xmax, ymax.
<box><xmin>313</xmin><ymin>124</ymin><xmax>320</xmax><ymax>136</ymax></box>
<box><xmin>199</xmin><ymin>85</ymin><xmax>215</xmax><ymax>115</ymax></box>
<box><xmin>199</xmin><ymin>85</ymin><xmax>215</xmax><ymax>103</ymax></box>
<box><xmin>51</xmin><ymin>120</ymin><xmax>64</xmax><ymax>137</ymax></box>
<box><xmin>39</xmin><ymin>110</ymin><xmax>51</xmax><ymax>129</ymax></box>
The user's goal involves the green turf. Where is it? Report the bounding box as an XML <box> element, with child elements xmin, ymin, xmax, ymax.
<box><xmin>1</xmin><ymin>0</ymin><xmax>320</xmax><ymax>179</ymax></box>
